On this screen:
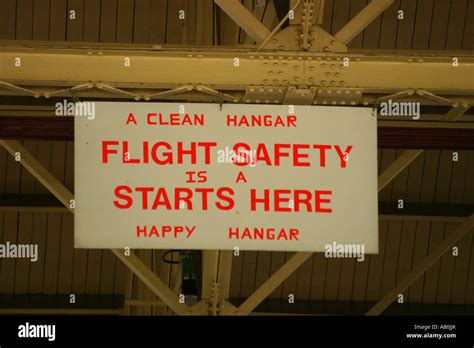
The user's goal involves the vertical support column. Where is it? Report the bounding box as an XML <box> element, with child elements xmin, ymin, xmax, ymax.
<box><xmin>201</xmin><ymin>250</ymin><xmax>220</xmax><ymax>315</ymax></box>
<box><xmin>201</xmin><ymin>250</ymin><xmax>233</xmax><ymax>315</ymax></box>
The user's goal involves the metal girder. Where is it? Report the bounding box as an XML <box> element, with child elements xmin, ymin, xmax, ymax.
<box><xmin>378</xmin><ymin>150</ymin><xmax>424</xmax><ymax>191</ymax></box>
<box><xmin>200</xmin><ymin>250</ymin><xmax>233</xmax><ymax>315</ymax></box>
<box><xmin>1</xmin><ymin>43</ymin><xmax>473</xmax><ymax>100</ymax></box>
<box><xmin>238</xmin><ymin>252</ymin><xmax>313</xmax><ymax>314</ymax></box>
<box><xmin>335</xmin><ymin>0</ymin><xmax>394</xmax><ymax>45</ymax></box>
<box><xmin>0</xmin><ymin>140</ymin><xmax>74</xmax><ymax>212</ymax></box>
<box><xmin>113</xmin><ymin>250</ymin><xmax>188</xmax><ymax>315</ymax></box>
<box><xmin>268</xmin><ymin>0</ymin><xmax>343</xmax><ymax>52</ymax></box>
<box><xmin>367</xmin><ymin>214</ymin><xmax>474</xmax><ymax>315</ymax></box>
<box><xmin>214</xmin><ymin>0</ymin><xmax>271</xmax><ymax>43</ymax></box>
<box><xmin>263</xmin><ymin>25</ymin><xmax>347</xmax><ymax>52</ymax></box>
<box><xmin>0</xmin><ymin>140</ymin><xmax>188</xmax><ymax>316</ymax></box>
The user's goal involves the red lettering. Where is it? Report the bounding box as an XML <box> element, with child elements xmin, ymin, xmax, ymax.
<box><xmin>102</xmin><ymin>141</ymin><xmax>119</xmax><ymax>163</ymax></box>
<box><xmin>125</xmin><ymin>113</ymin><xmax>137</xmax><ymax>125</ymax></box>
<box><xmin>334</xmin><ymin>145</ymin><xmax>353</xmax><ymax>168</ymax></box>
<box><xmin>316</xmin><ymin>190</ymin><xmax>332</xmax><ymax>213</ymax></box>
<box><xmin>250</xmin><ymin>189</ymin><xmax>270</xmax><ymax>211</ymax></box>
<box><xmin>113</xmin><ymin>185</ymin><xmax>133</xmax><ymax>209</ymax></box>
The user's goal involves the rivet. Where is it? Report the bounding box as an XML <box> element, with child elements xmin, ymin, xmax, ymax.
<box><xmin>272</xmin><ymin>39</ymin><xmax>278</xmax><ymax>44</ymax></box>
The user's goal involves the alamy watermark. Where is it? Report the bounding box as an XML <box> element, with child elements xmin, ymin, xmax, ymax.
<box><xmin>0</xmin><ymin>241</ymin><xmax>38</xmax><ymax>262</ymax></box>
<box><xmin>55</xmin><ymin>99</ymin><xmax>95</xmax><ymax>119</ymax></box>
<box><xmin>379</xmin><ymin>99</ymin><xmax>420</xmax><ymax>120</ymax></box>
<box><xmin>324</xmin><ymin>241</ymin><xmax>365</xmax><ymax>262</ymax></box>
<box><xmin>18</xmin><ymin>322</ymin><xmax>55</xmax><ymax>342</ymax></box>
<box><xmin>216</xmin><ymin>146</ymin><xmax>258</xmax><ymax>167</ymax></box>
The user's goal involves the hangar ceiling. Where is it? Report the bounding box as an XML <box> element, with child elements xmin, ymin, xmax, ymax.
<box><xmin>0</xmin><ymin>0</ymin><xmax>473</xmax><ymax>315</ymax></box>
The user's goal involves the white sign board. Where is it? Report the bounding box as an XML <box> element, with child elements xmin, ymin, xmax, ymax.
<box><xmin>75</xmin><ymin>102</ymin><xmax>378</xmax><ymax>252</ymax></box>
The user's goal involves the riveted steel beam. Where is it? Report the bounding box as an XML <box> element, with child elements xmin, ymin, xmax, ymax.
<box><xmin>0</xmin><ymin>43</ymin><xmax>473</xmax><ymax>100</ymax></box>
